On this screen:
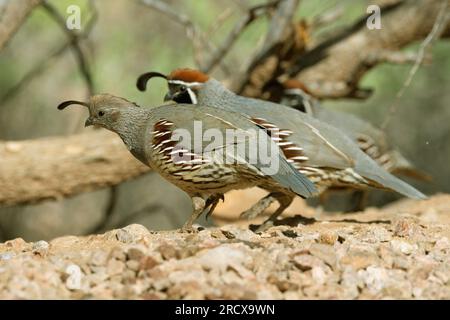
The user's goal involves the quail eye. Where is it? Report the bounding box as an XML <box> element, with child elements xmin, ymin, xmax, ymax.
<box><xmin>98</xmin><ymin>111</ymin><xmax>105</xmax><ymax>117</ymax></box>
<box><xmin>180</xmin><ymin>85</ymin><xmax>187</xmax><ymax>92</ymax></box>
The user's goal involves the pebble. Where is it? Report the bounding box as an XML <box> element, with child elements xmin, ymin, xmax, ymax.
<box><xmin>127</xmin><ymin>245</ymin><xmax>146</xmax><ymax>261</ymax></box>
<box><xmin>390</xmin><ymin>239</ymin><xmax>417</xmax><ymax>255</ymax></box>
<box><xmin>106</xmin><ymin>259</ymin><xmax>125</xmax><ymax>276</ymax></box>
<box><xmin>0</xmin><ymin>212</ymin><xmax>448</xmax><ymax>300</ymax></box>
<box><xmin>32</xmin><ymin>241</ymin><xmax>49</xmax><ymax>255</ymax></box>
<box><xmin>0</xmin><ymin>252</ymin><xmax>15</xmax><ymax>260</ymax></box>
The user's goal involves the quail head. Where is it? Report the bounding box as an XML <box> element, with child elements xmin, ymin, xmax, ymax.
<box><xmin>136</xmin><ymin>68</ymin><xmax>426</xmax><ymax>218</ymax></box>
<box><xmin>281</xmin><ymin>79</ymin><xmax>431</xmax><ymax>182</ymax></box>
<box><xmin>58</xmin><ymin>94</ymin><xmax>317</xmax><ymax>230</ymax></box>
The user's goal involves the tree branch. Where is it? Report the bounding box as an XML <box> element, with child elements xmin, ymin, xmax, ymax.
<box><xmin>139</xmin><ymin>0</ymin><xmax>214</xmax><ymax>69</ymax></box>
<box><xmin>202</xmin><ymin>0</ymin><xmax>281</xmax><ymax>73</ymax></box>
<box><xmin>0</xmin><ymin>131</ymin><xmax>150</xmax><ymax>206</ymax></box>
<box><xmin>1</xmin><ymin>2</ymin><xmax>97</xmax><ymax>104</ymax></box>
<box><xmin>287</xmin><ymin>0</ymin><xmax>450</xmax><ymax>99</ymax></box>
<box><xmin>41</xmin><ymin>1</ymin><xmax>96</xmax><ymax>96</ymax></box>
<box><xmin>0</xmin><ymin>0</ymin><xmax>42</xmax><ymax>51</ymax></box>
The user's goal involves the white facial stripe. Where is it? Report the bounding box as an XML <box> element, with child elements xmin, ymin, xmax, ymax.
<box><xmin>284</xmin><ymin>88</ymin><xmax>307</xmax><ymax>96</ymax></box>
<box><xmin>187</xmin><ymin>88</ymin><xmax>198</xmax><ymax>104</ymax></box>
<box><xmin>168</xmin><ymin>80</ymin><xmax>203</xmax><ymax>87</ymax></box>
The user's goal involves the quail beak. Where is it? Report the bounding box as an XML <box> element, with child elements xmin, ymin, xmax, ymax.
<box><xmin>164</xmin><ymin>92</ymin><xmax>173</xmax><ymax>102</ymax></box>
<box><xmin>84</xmin><ymin>117</ymin><xmax>94</xmax><ymax>127</ymax></box>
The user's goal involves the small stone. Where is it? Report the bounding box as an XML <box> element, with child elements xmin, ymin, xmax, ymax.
<box><xmin>109</xmin><ymin>247</ymin><xmax>126</xmax><ymax>261</ymax></box>
<box><xmin>293</xmin><ymin>254</ymin><xmax>324</xmax><ymax>271</ymax></box>
<box><xmin>311</xmin><ymin>266</ymin><xmax>327</xmax><ymax>285</ymax></box>
<box><xmin>126</xmin><ymin>260</ymin><xmax>140</xmax><ymax>271</ymax></box>
<box><xmin>127</xmin><ymin>245</ymin><xmax>146</xmax><ymax>261</ymax></box>
<box><xmin>282</xmin><ymin>230</ymin><xmax>298</xmax><ymax>238</ymax></box>
<box><xmin>412</xmin><ymin>287</ymin><xmax>423</xmax><ymax>298</ymax></box>
<box><xmin>158</xmin><ymin>243</ymin><xmax>178</xmax><ymax>260</ymax></box>
<box><xmin>122</xmin><ymin>270</ymin><xmax>137</xmax><ymax>284</ymax></box>
<box><xmin>32</xmin><ymin>240</ymin><xmax>49</xmax><ymax>255</ymax></box>
<box><xmin>106</xmin><ymin>259</ymin><xmax>125</xmax><ymax>276</ymax></box>
<box><xmin>358</xmin><ymin>266</ymin><xmax>388</xmax><ymax>294</ymax></box>
<box><xmin>434</xmin><ymin>237</ymin><xmax>450</xmax><ymax>251</ymax></box>
<box><xmin>86</xmin><ymin>269</ymin><xmax>108</xmax><ymax>286</ymax></box>
<box><xmin>221</xmin><ymin>230</ymin><xmax>236</xmax><ymax>239</ymax></box>
<box><xmin>90</xmin><ymin>250</ymin><xmax>109</xmax><ymax>266</ymax></box>
<box><xmin>139</xmin><ymin>256</ymin><xmax>159</xmax><ymax>270</ymax></box>
<box><xmin>390</xmin><ymin>240</ymin><xmax>417</xmax><ymax>255</ymax></box>
<box><xmin>393</xmin><ymin>217</ymin><xmax>420</xmax><ymax>238</ymax></box>
<box><xmin>5</xmin><ymin>238</ymin><xmax>28</xmax><ymax>251</ymax></box>
<box><xmin>114</xmin><ymin>224</ymin><xmax>150</xmax><ymax>243</ymax></box>
<box><xmin>309</xmin><ymin>243</ymin><xmax>336</xmax><ymax>268</ymax></box>
<box><xmin>270</xmin><ymin>278</ymin><xmax>298</xmax><ymax>292</ymax></box>
<box><xmin>196</xmin><ymin>245</ymin><xmax>249</xmax><ymax>273</ymax></box>
<box><xmin>340</xmin><ymin>247</ymin><xmax>380</xmax><ymax>270</ymax></box>
<box><xmin>0</xmin><ymin>252</ymin><xmax>15</xmax><ymax>260</ymax></box>
<box><xmin>361</xmin><ymin>226</ymin><xmax>391</xmax><ymax>243</ymax></box>
<box><xmin>318</xmin><ymin>231</ymin><xmax>338</xmax><ymax>245</ymax></box>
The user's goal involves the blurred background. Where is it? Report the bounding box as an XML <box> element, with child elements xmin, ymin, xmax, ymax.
<box><xmin>0</xmin><ymin>0</ymin><xmax>449</xmax><ymax>241</ymax></box>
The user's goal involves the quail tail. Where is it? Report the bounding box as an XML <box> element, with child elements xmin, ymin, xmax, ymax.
<box><xmin>388</xmin><ymin>150</ymin><xmax>432</xmax><ymax>182</ymax></box>
<box><xmin>356</xmin><ymin>163</ymin><xmax>427</xmax><ymax>200</ymax></box>
<box><xmin>266</xmin><ymin>153</ymin><xmax>318</xmax><ymax>198</ymax></box>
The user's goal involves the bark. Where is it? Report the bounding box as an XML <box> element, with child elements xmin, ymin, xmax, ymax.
<box><xmin>0</xmin><ymin>130</ymin><xmax>150</xmax><ymax>206</ymax></box>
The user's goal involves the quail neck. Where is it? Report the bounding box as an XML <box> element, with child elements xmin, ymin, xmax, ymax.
<box><xmin>111</xmin><ymin>106</ymin><xmax>150</xmax><ymax>163</ymax></box>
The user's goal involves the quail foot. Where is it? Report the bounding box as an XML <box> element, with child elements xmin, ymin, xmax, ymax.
<box><xmin>58</xmin><ymin>94</ymin><xmax>317</xmax><ymax>231</ymax></box>
<box><xmin>136</xmin><ymin>68</ymin><xmax>426</xmax><ymax>220</ymax></box>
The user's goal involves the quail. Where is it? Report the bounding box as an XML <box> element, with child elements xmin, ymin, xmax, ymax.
<box><xmin>57</xmin><ymin>94</ymin><xmax>317</xmax><ymax>230</ymax></box>
<box><xmin>136</xmin><ymin>68</ymin><xmax>426</xmax><ymax>218</ymax></box>
<box><xmin>281</xmin><ymin>79</ymin><xmax>431</xmax><ymax>181</ymax></box>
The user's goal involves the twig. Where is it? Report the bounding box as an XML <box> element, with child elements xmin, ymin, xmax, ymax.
<box><xmin>365</xmin><ymin>49</ymin><xmax>432</xmax><ymax>66</ymax></box>
<box><xmin>381</xmin><ymin>1</ymin><xmax>449</xmax><ymax>129</ymax></box>
<box><xmin>139</xmin><ymin>0</ymin><xmax>213</xmax><ymax>69</ymax></box>
<box><xmin>0</xmin><ymin>5</ymin><xmax>97</xmax><ymax>104</ymax></box>
<box><xmin>206</xmin><ymin>7</ymin><xmax>234</xmax><ymax>37</ymax></box>
<box><xmin>203</xmin><ymin>0</ymin><xmax>281</xmax><ymax>73</ymax></box>
<box><xmin>41</xmin><ymin>1</ymin><xmax>95</xmax><ymax>96</ymax></box>
<box><xmin>232</xmin><ymin>0</ymin><xmax>300</xmax><ymax>93</ymax></box>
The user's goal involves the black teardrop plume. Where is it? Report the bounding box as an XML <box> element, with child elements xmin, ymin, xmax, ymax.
<box><xmin>136</xmin><ymin>72</ymin><xmax>167</xmax><ymax>91</ymax></box>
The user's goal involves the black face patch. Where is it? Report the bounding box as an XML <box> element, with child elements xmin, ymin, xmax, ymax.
<box><xmin>285</xmin><ymin>94</ymin><xmax>307</xmax><ymax>113</ymax></box>
<box><xmin>173</xmin><ymin>90</ymin><xmax>193</xmax><ymax>104</ymax></box>
<box><xmin>167</xmin><ymin>83</ymin><xmax>197</xmax><ymax>104</ymax></box>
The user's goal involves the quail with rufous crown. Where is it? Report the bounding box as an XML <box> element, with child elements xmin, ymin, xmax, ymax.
<box><xmin>137</xmin><ymin>68</ymin><xmax>426</xmax><ymax>218</ymax></box>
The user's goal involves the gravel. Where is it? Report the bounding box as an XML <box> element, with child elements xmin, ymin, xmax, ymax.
<box><xmin>0</xmin><ymin>194</ymin><xmax>449</xmax><ymax>299</ymax></box>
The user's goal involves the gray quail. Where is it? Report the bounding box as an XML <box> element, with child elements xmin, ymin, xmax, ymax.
<box><xmin>57</xmin><ymin>94</ymin><xmax>317</xmax><ymax>230</ymax></box>
<box><xmin>281</xmin><ymin>79</ymin><xmax>431</xmax><ymax>182</ymax></box>
<box><xmin>136</xmin><ymin>68</ymin><xmax>426</xmax><ymax>218</ymax></box>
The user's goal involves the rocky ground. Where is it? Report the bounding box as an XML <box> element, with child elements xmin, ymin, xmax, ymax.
<box><xmin>0</xmin><ymin>194</ymin><xmax>449</xmax><ymax>299</ymax></box>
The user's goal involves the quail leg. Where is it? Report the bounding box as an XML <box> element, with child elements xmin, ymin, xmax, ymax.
<box><xmin>349</xmin><ymin>190</ymin><xmax>368</xmax><ymax>212</ymax></box>
<box><xmin>181</xmin><ymin>196</ymin><xmax>206</xmax><ymax>232</ymax></box>
<box><xmin>240</xmin><ymin>194</ymin><xmax>276</xmax><ymax>220</ymax></box>
<box><xmin>203</xmin><ymin>194</ymin><xmax>224</xmax><ymax>220</ymax></box>
<box><xmin>253</xmin><ymin>193</ymin><xmax>294</xmax><ymax>232</ymax></box>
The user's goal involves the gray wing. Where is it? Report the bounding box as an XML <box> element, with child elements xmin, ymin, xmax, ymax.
<box><xmin>150</xmin><ymin>104</ymin><xmax>317</xmax><ymax>198</ymax></box>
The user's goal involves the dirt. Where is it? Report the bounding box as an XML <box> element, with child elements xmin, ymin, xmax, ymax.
<box><xmin>0</xmin><ymin>194</ymin><xmax>449</xmax><ymax>299</ymax></box>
